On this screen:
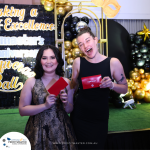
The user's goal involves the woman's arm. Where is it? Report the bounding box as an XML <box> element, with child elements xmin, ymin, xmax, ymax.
<box><xmin>111</xmin><ymin>58</ymin><xmax>128</xmax><ymax>94</ymax></box>
<box><xmin>60</xmin><ymin>78</ymin><xmax>74</xmax><ymax>113</ymax></box>
<box><xmin>19</xmin><ymin>78</ymin><xmax>56</xmax><ymax>116</ymax></box>
<box><xmin>70</xmin><ymin>57</ymin><xmax>80</xmax><ymax>92</ymax></box>
<box><xmin>100</xmin><ymin>58</ymin><xmax>128</xmax><ymax>94</ymax></box>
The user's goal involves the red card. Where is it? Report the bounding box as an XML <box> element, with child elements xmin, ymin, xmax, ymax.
<box><xmin>81</xmin><ymin>74</ymin><xmax>102</xmax><ymax>89</ymax></box>
<box><xmin>47</xmin><ymin>77</ymin><xmax>68</xmax><ymax>96</ymax></box>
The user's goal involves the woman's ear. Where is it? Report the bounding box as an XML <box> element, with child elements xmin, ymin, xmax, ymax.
<box><xmin>94</xmin><ymin>37</ymin><xmax>98</xmax><ymax>43</ymax></box>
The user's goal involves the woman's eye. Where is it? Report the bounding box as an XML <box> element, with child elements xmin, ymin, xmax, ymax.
<box><xmin>51</xmin><ymin>56</ymin><xmax>56</xmax><ymax>59</ymax></box>
<box><xmin>42</xmin><ymin>57</ymin><xmax>46</xmax><ymax>59</ymax></box>
<box><xmin>79</xmin><ymin>44</ymin><xmax>83</xmax><ymax>47</ymax></box>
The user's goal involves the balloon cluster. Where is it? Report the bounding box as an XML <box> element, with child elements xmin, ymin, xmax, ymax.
<box><xmin>56</xmin><ymin>4</ymin><xmax>90</xmax><ymax>78</ymax></box>
<box><xmin>124</xmin><ymin>68</ymin><xmax>150</xmax><ymax>103</ymax></box>
<box><xmin>41</xmin><ymin>0</ymin><xmax>55</xmax><ymax>11</ymax></box>
<box><xmin>65</xmin><ymin>38</ymin><xmax>84</xmax><ymax>65</ymax></box>
<box><xmin>129</xmin><ymin>30</ymin><xmax>150</xmax><ymax>71</ymax></box>
<box><xmin>57</xmin><ymin>14</ymin><xmax>89</xmax><ymax>42</ymax></box>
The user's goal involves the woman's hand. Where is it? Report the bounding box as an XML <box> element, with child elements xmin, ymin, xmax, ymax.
<box><xmin>60</xmin><ymin>89</ymin><xmax>68</xmax><ymax>105</ymax></box>
<box><xmin>45</xmin><ymin>94</ymin><xmax>57</xmax><ymax>109</ymax></box>
<box><xmin>99</xmin><ymin>76</ymin><xmax>113</xmax><ymax>89</ymax></box>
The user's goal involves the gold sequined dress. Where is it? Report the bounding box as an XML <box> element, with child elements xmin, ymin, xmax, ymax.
<box><xmin>24</xmin><ymin>79</ymin><xmax>78</xmax><ymax>150</ymax></box>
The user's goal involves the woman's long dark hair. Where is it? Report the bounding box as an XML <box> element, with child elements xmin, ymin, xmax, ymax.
<box><xmin>34</xmin><ymin>45</ymin><xmax>64</xmax><ymax>79</ymax></box>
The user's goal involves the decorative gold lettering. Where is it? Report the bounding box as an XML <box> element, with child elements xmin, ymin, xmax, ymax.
<box><xmin>30</xmin><ymin>8</ymin><xmax>38</xmax><ymax>17</ymax></box>
<box><xmin>12</xmin><ymin>61</ymin><xmax>20</xmax><ymax>70</ymax></box>
<box><xmin>0</xmin><ymin>76</ymin><xmax>23</xmax><ymax>92</ymax></box>
<box><xmin>4</xmin><ymin>18</ymin><xmax>12</xmax><ymax>31</ymax></box>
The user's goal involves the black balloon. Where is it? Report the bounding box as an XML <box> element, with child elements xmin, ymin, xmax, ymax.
<box><xmin>140</xmin><ymin>44</ymin><xmax>148</xmax><ymax>53</ymax></box>
<box><xmin>64</xmin><ymin>21</ymin><xmax>70</xmax><ymax>31</ymax></box>
<box><xmin>142</xmin><ymin>53</ymin><xmax>148</xmax><ymax>59</ymax></box>
<box><xmin>130</xmin><ymin>43</ymin><xmax>135</xmax><ymax>49</ymax></box>
<box><xmin>146</xmin><ymin>37</ymin><xmax>150</xmax><ymax>44</ymax></box>
<box><xmin>134</xmin><ymin>35</ymin><xmax>143</xmax><ymax>45</ymax></box>
<box><xmin>57</xmin><ymin>14</ymin><xmax>63</xmax><ymax>22</ymax></box>
<box><xmin>132</xmin><ymin>62</ymin><xmax>137</xmax><ymax>68</ymax></box>
<box><xmin>145</xmin><ymin>58</ymin><xmax>150</xmax><ymax>63</ymax></box>
<box><xmin>57</xmin><ymin>20</ymin><xmax>62</xmax><ymax>29</ymax></box>
<box><xmin>58</xmin><ymin>43</ymin><xmax>62</xmax><ymax>47</ymax></box>
<box><xmin>72</xmin><ymin>16</ymin><xmax>80</xmax><ymax>22</ymax></box>
<box><xmin>73</xmin><ymin>32</ymin><xmax>77</xmax><ymax>39</ymax></box>
<box><xmin>134</xmin><ymin>48</ymin><xmax>139</xmax><ymax>54</ymax></box>
<box><xmin>57</xmin><ymin>29</ymin><xmax>61</xmax><ymax>39</ymax></box>
<box><xmin>70</xmin><ymin>23</ymin><xmax>74</xmax><ymax>28</ymax></box>
<box><xmin>136</xmin><ymin>58</ymin><xmax>145</xmax><ymax>67</ymax></box>
<box><xmin>71</xmin><ymin>27</ymin><xmax>77</xmax><ymax>33</ymax></box>
<box><xmin>65</xmin><ymin>14</ymin><xmax>72</xmax><ymax>23</ymax></box>
<box><xmin>64</xmin><ymin>31</ymin><xmax>72</xmax><ymax>40</ymax></box>
<box><xmin>144</xmin><ymin>62</ymin><xmax>150</xmax><ymax>72</ymax></box>
<box><xmin>130</xmin><ymin>50</ymin><xmax>136</xmax><ymax>60</ymax></box>
<box><xmin>81</xmin><ymin>16</ymin><xmax>89</xmax><ymax>24</ymax></box>
<box><xmin>129</xmin><ymin>34</ymin><xmax>135</xmax><ymax>43</ymax></box>
<box><xmin>136</xmin><ymin>52</ymin><xmax>142</xmax><ymax>58</ymax></box>
<box><xmin>72</xmin><ymin>19</ymin><xmax>79</xmax><ymax>27</ymax></box>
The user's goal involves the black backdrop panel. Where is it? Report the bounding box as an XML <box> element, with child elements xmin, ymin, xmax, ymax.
<box><xmin>103</xmin><ymin>19</ymin><xmax>131</xmax><ymax>78</ymax></box>
<box><xmin>0</xmin><ymin>4</ymin><xmax>55</xmax><ymax>108</ymax></box>
<box><xmin>0</xmin><ymin>4</ymin><xmax>55</xmax><ymax>50</ymax></box>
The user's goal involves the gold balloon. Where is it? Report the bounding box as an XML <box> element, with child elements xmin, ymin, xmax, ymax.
<box><xmin>72</xmin><ymin>48</ymin><xmax>83</xmax><ymax>58</ymax></box>
<box><xmin>134</xmin><ymin>82</ymin><xmax>141</xmax><ymax>89</ymax></box>
<box><xmin>124</xmin><ymin>88</ymin><xmax>132</xmax><ymax>99</ymax></box>
<box><xmin>138</xmin><ymin>68</ymin><xmax>144</xmax><ymax>75</ymax></box>
<box><xmin>127</xmin><ymin>82</ymin><xmax>132</xmax><ymax>88</ymax></box>
<box><xmin>44</xmin><ymin>1</ymin><xmax>54</xmax><ymax>11</ymax></box>
<box><xmin>133</xmin><ymin>68</ymin><xmax>139</xmax><ymax>72</ymax></box>
<box><xmin>64</xmin><ymin>41</ymin><xmax>72</xmax><ymax>50</ymax></box>
<box><xmin>41</xmin><ymin>0</ymin><xmax>45</xmax><ymax>5</ymax></box>
<box><xmin>65</xmin><ymin>50</ymin><xmax>69</xmax><ymax>55</ymax></box>
<box><xmin>129</xmin><ymin>70</ymin><xmax>134</xmax><ymax>76</ymax></box>
<box><xmin>147</xmin><ymin>74</ymin><xmax>150</xmax><ymax>79</ymax></box>
<box><xmin>70</xmin><ymin>49</ymin><xmax>73</xmax><ymax>52</ymax></box>
<box><xmin>67</xmin><ymin>57</ymin><xmax>74</xmax><ymax>65</ymax></box>
<box><xmin>72</xmin><ymin>38</ymin><xmax>79</xmax><ymax>48</ymax></box>
<box><xmin>129</xmin><ymin>79</ymin><xmax>134</xmax><ymax>85</ymax></box>
<box><xmin>65</xmin><ymin>54</ymin><xmax>67</xmax><ymax>60</ymax></box>
<box><xmin>58</xmin><ymin>0</ymin><xmax>67</xmax><ymax>5</ymax></box>
<box><xmin>126</xmin><ymin>78</ymin><xmax>129</xmax><ymax>83</ymax></box>
<box><xmin>131</xmin><ymin>85</ymin><xmax>136</xmax><ymax>91</ymax></box>
<box><xmin>67</xmin><ymin>52</ymin><xmax>72</xmax><ymax>58</ymax></box>
<box><xmin>134</xmin><ymin>89</ymin><xmax>145</xmax><ymax>100</ymax></box>
<box><xmin>141</xmin><ymin>74</ymin><xmax>145</xmax><ymax>79</ymax></box>
<box><xmin>130</xmin><ymin>72</ymin><xmax>140</xmax><ymax>81</ymax></box>
<box><xmin>64</xmin><ymin>2</ymin><xmax>73</xmax><ymax>13</ymax></box>
<box><xmin>56</xmin><ymin>6</ymin><xmax>66</xmax><ymax>16</ymax></box>
<box><xmin>144</xmin><ymin>92</ymin><xmax>150</xmax><ymax>103</ymax></box>
<box><xmin>141</xmin><ymin>79</ymin><xmax>149</xmax><ymax>90</ymax></box>
<box><xmin>145</xmin><ymin>72</ymin><xmax>150</xmax><ymax>78</ymax></box>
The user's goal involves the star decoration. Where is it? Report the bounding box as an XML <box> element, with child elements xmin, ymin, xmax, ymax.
<box><xmin>137</xmin><ymin>23</ymin><xmax>150</xmax><ymax>41</ymax></box>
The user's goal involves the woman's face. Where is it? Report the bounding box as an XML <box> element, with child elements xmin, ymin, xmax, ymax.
<box><xmin>77</xmin><ymin>32</ymin><xmax>98</xmax><ymax>59</ymax></box>
<box><xmin>41</xmin><ymin>49</ymin><xmax>58</xmax><ymax>73</ymax></box>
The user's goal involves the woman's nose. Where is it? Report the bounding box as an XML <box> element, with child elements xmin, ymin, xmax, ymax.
<box><xmin>46</xmin><ymin>58</ymin><xmax>51</xmax><ymax>63</ymax></box>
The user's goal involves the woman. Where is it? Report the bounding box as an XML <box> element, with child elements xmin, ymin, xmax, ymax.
<box><xmin>70</xmin><ymin>27</ymin><xmax>128</xmax><ymax>150</ymax></box>
<box><xmin>19</xmin><ymin>45</ymin><xmax>78</xmax><ymax>150</ymax></box>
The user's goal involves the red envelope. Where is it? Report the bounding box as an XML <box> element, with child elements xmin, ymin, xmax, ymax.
<box><xmin>47</xmin><ymin>77</ymin><xmax>68</xmax><ymax>96</ymax></box>
<box><xmin>81</xmin><ymin>74</ymin><xmax>102</xmax><ymax>89</ymax></box>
